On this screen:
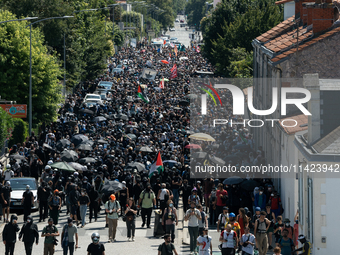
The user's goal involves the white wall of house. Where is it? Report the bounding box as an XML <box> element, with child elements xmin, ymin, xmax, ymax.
<box><xmin>279</xmin><ymin>130</ymin><xmax>301</xmax><ymax>221</ymax></box>
<box><xmin>284</xmin><ymin>2</ymin><xmax>295</xmax><ymax>20</ymax></box>
<box><xmin>213</xmin><ymin>0</ymin><xmax>222</xmax><ymax>8</ymax></box>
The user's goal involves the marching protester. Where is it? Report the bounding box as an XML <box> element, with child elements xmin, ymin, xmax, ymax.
<box><xmin>185</xmin><ymin>200</ymin><xmax>202</xmax><ymax>255</ymax></box>
<box><xmin>105</xmin><ymin>194</ymin><xmax>121</xmax><ymax>242</ymax></box>
<box><xmin>87</xmin><ymin>233</ymin><xmax>105</xmax><ymax>255</ymax></box>
<box><xmin>158</xmin><ymin>234</ymin><xmax>178</xmax><ymax>255</ymax></box>
<box><xmin>219</xmin><ymin>224</ymin><xmax>238</xmax><ymax>255</ymax></box>
<box><xmin>79</xmin><ymin>188</ymin><xmax>90</xmax><ymax>228</ymax></box>
<box><xmin>162</xmin><ymin>199</ymin><xmax>178</xmax><ymax>243</ymax></box>
<box><xmin>197</xmin><ymin>227</ymin><xmax>212</xmax><ymax>255</ymax></box>
<box><xmin>61</xmin><ymin>217</ymin><xmax>79</xmax><ymax>255</ymax></box>
<box><xmin>254</xmin><ymin>211</ymin><xmax>272</xmax><ymax>255</ymax></box>
<box><xmin>139</xmin><ymin>183</ymin><xmax>156</xmax><ymax>229</ymax></box>
<box><xmin>19</xmin><ymin>215</ymin><xmax>39</xmax><ymax>255</ymax></box>
<box><xmin>49</xmin><ymin>189</ymin><xmax>61</xmax><ymax>225</ymax></box>
<box><xmin>2</xmin><ymin>214</ymin><xmax>20</xmax><ymax>255</ymax></box>
<box><xmin>125</xmin><ymin>197</ymin><xmax>137</xmax><ymax>241</ymax></box>
<box><xmin>240</xmin><ymin>227</ymin><xmax>256</xmax><ymax>255</ymax></box>
<box><xmin>1</xmin><ymin>181</ymin><xmax>12</xmax><ymax>223</ymax></box>
<box><xmin>41</xmin><ymin>218</ymin><xmax>59</xmax><ymax>255</ymax></box>
<box><xmin>22</xmin><ymin>185</ymin><xmax>34</xmax><ymax>222</ymax></box>
<box><xmin>38</xmin><ymin>181</ymin><xmax>51</xmax><ymax>222</ymax></box>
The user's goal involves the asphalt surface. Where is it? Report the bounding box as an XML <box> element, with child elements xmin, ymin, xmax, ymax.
<box><xmin>166</xmin><ymin>15</ymin><xmax>192</xmax><ymax>48</ymax></box>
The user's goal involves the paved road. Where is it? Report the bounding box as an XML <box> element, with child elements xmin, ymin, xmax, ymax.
<box><xmin>165</xmin><ymin>15</ymin><xmax>193</xmax><ymax>48</ymax></box>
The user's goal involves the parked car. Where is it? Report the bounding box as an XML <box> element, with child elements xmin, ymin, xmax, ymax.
<box><xmin>10</xmin><ymin>177</ymin><xmax>39</xmax><ymax>210</ymax></box>
<box><xmin>175</xmin><ymin>19</ymin><xmax>180</xmax><ymax>22</ymax></box>
<box><xmin>112</xmin><ymin>68</ymin><xmax>124</xmax><ymax>74</ymax></box>
<box><xmin>169</xmin><ymin>27</ymin><xmax>175</xmax><ymax>31</ymax></box>
<box><xmin>84</xmin><ymin>94</ymin><xmax>102</xmax><ymax>102</ymax></box>
<box><xmin>180</xmin><ymin>19</ymin><xmax>184</xmax><ymax>23</ymax></box>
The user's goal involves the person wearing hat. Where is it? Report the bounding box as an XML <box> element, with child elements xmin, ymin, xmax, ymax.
<box><xmin>240</xmin><ymin>226</ymin><xmax>256</xmax><ymax>255</ymax></box>
<box><xmin>19</xmin><ymin>215</ymin><xmax>39</xmax><ymax>255</ymax></box>
<box><xmin>105</xmin><ymin>194</ymin><xmax>121</xmax><ymax>242</ymax></box>
<box><xmin>292</xmin><ymin>235</ymin><xmax>311</xmax><ymax>255</ymax></box>
<box><xmin>61</xmin><ymin>217</ymin><xmax>79</xmax><ymax>255</ymax></box>
<box><xmin>49</xmin><ymin>189</ymin><xmax>61</xmax><ymax>225</ymax></box>
<box><xmin>197</xmin><ymin>227</ymin><xmax>212</xmax><ymax>255</ymax></box>
<box><xmin>188</xmin><ymin>187</ymin><xmax>201</xmax><ymax>207</ymax></box>
<box><xmin>1</xmin><ymin>181</ymin><xmax>12</xmax><ymax>223</ymax></box>
<box><xmin>158</xmin><ymin>234</ymin><xmax>178</xmax><ymax>255</ymax></box>
<box><xmin>42</xmin><ymin>218</ymin><xmax>59</xmax><ymax>255</ymax></box>
<box><xmin>254</xmin><ymin>187</ymin><xmax>266</xmax><ymax>211</ymax></box>
<box><xmin>254</xmin><ymin>211</ymin><xmax>271</xmax><ymax>255</ymax></box>
<box><xmin>22</xmin><ymin>185</ymin><xmax>34</xmax><ymax>222</ymax></box>
<box><xmin>217</xmin><ymin>206</ymin><xmax>229</xmax><ymax>232</ymax></box>
<box><xmin>2</xmin><ymin>214</ymin><xmax>20</xmax><ymax>255</ymax></box>
<box><xmin>3</xmin><ymin>164</ymin><xmax>14</xmax><ymax>182</ymax></box>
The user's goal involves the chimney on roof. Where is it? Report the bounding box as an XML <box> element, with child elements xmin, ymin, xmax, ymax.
<box><xmin>304</xmin><ymin>73</ymin><xmax>320</xmax><ymax>144</ymax></box>
<box><xmin>312</xmin><ymin>3</ymin><xmax>336</xmax><ymax>33</ymax></box>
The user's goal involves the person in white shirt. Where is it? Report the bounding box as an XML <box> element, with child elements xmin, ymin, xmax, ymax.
<box><xmin>197</xmin><ymin>227</ymin><xmax>212</xmax><ymax>255</ymax></box>
<box><xmin>219</xmin><ymin>224</ymin><xmax>238</xmax><ymax>255</ymax></box>
<box><xmin>185</xmin><ymin>201</ymin><xmax>202</xmax><ymax>255</ymax></box>
<box><xmin>240</xmin><ymin>227</ymin><xmax>256</xmax><ymax>255</ymax></box>
<box><xmin>4</xmin><ymin>164</ymin><xmax>14</xmax><ymax>181</ymax></box>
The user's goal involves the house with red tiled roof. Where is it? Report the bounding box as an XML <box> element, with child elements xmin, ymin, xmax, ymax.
<box><xmin>251</xmin><ymin>2</ymin><xmax>340</xmax><ymax>251</ymax></box>
<box><xmin>251</xmin><ymin>0</ymin><xmax>340</xmax><ymax>166</ymax></box>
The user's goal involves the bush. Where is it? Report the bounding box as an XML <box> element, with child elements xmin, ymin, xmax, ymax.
<box><xmin>8</xmin><ymin>119</ymin><xmax>29</xmax><ymax>148</ymax></box>
<box><xmin>0</xmin><ymin>107</ymin><xmax>14</xmax><ymax>149</ymax></box>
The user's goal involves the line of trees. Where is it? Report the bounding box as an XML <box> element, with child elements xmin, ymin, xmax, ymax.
<box><xmin>198</xmin><ymin>0</ymin><xmax>283</xmax><ymax>80</ymax></box>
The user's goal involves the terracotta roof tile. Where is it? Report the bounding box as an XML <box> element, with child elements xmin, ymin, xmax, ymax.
<box><xmin>270</xmin><ymin>26</ymin><xmax>340</xmax><ymax>63</ymax></box>
<box><xmin>279</xmin><ymin>114</ymin><xmax>308</xmax><ymax>135</ymax></box>
<box><xmin>256</xmin><ymin>16</ymin><xmax>295</xmax><ymax>42</ymax></box>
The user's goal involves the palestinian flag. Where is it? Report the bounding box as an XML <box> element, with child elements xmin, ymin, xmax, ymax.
<box><xmin>149</xmin><ymin>151</ymin><xmax>163</xmax><ymax>178</ymax></box>
<box><xmin>137</xmin><ymin>85</ymin><xmax>149</xmax><ymax>103</ymax></box>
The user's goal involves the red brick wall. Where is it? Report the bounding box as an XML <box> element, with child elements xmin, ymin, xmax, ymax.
<box><xmin>302</xmin><ymin>5</ymin><xmax>308</xmax><ymax>24</ymax></box>
<box><xmin>312</xmin><ymin>7</ymin><xmax>335</xmax><ymax>33</ymax></box>
<box><xmin>307</xmin><ymin>6</ymin><xmax>314</xmax><ymax>26</ymax></box>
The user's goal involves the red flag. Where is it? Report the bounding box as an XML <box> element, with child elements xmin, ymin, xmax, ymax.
<box><xmin>159</xmin><ymin>78</ymin><xmax>164</xmax><ymax>89</ymax></box>
<box><xmin>174</xmin><ymin>45</ymin><xmax>178</xmax><ymax>57</ymax></box>
<box><xmin>163</xmin><ymin>40</ymin><xmax>166</xmax><ymax>45</ymax></box>
<box><xmin>170</xmin><ymin>64</ymin><xmax>177</xmax><ymax>79</ymax></box>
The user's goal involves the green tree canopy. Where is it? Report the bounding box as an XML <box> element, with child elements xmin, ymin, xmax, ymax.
<box><xmin>0</xmin><ymin>10</ymin><xmax>63</xmax><ymax>127</ymax></box>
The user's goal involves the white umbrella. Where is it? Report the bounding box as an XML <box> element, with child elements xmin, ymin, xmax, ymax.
<box><xmin>190</xmin><ymin>133</ymin><xmax>216</xmax><ymax>142</ymax></box>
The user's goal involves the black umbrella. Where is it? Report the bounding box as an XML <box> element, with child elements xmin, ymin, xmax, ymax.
<box><xmin>56</xmin><ymin>139</ymin><xmax>71</xmax><ymax>151</ymax></box>
<box><xmin>233</xmin><ymin>144</ymin><xmax>250</xmax><ymax>151</ymax></box>
<box><xmin>9</xmin><ymin>154</ymin><xmax>26</xmax><ymax>160</ymax></box>
<box><xmin>81</xmin><ymin>140</ymin><xmax>95</xmax><ymax>147</ymax></box>
<box><xmin>71</xmin><ymin>134</ymin><xmax>89</xmax><ymax>147</ymax></box>
<box><xmin>139</xmin><ymin>146</ymin><xmax>153</xmax><ymax>153</ymax></box>
<box><xmin>66</xmin><ymin>120</ymin><xmax>78</xmax><ymax>126</ymax></box>
<box><xmin>223</xmin><ymin>176</ymin><xmax>243</xmax><ymax>185</ymax></box>
<box><xmin>101</xmin><ymin>180</ymin><xmax>126</xmax><ymax>195</ymax></box>
<box><xmin>78</xmin><ymin>157</ymin><xmax>96</xmax><ymax>164</ymax></box>
<box><xmin>76</xmin><ymin>144</ymin><xmax>92</xmax><ymax>151</ymax></box>
<box><xmin>125</xmin><ymin>162</ymin><xmax>145</xmax><ymax>172</ymax></box>
<box><xmin>60</xmin><ymin>150</ymin><xmax>78</xmax><ymax>162</ymax></box>
<box><xmin>240</xmin><ymin>179</ymin><xmax>260</xmax><ymax>191</ymax></box>
<box><xmin>178</xmin><ymin>100</ymin><xmax>189</xmax><ymax>106</ymax></box>
<box><xmin>79</xmin><ymin>108</ymin><xmax>94</xmax><ymax>115</ymax></box>
<box><xmin>92</xmin><ymin>116</ymin><xmax>107</xmax><ymax>122</ymax></box>
<box><xmin>192</xmin><ymin>151</ymin><xmax>207</xmax><ymax>159</ymax></box>
<box><xmin>97</xmin><ymin>139</ymin><xmax>108</xmax><ymax>144</ymax></box>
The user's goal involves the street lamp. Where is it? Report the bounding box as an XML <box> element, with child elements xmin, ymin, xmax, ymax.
<box><xmin>0</xmin><ymin>16</ymin><xmax>38</xmax><ymax>24</ymax></box>
<box><xmin>26</xmin><ymin>16</ymin><xmax>74</xmax><ymax>135</ymax></box>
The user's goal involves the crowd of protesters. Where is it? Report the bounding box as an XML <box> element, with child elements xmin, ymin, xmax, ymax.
<box><xmin>0</xmin><ymin>41</ymin><xmax>311</xmax><ymax>255</ymax></box>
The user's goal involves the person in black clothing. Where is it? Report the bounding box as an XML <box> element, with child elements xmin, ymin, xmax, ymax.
<box><xmin>179</xmin><ymin>179</ymin><xmax>191</xmax><ymax>213</ymax></box>
<box><xmin>69</xmin><ymin>184</ymin><xmax>80</xmax><ymax>225</ymax></box>
<box><xmin>22</xmin><ymin>185</ymin><xmax>34</xmax><ymax>222</ymax></box>
<box><xmin>88</xmin><ymin>185</ymin><xmax>99</xmax><ymax>223</ymax></box>
<box><xmin>19</xmin><ymin>215</ymin><xmax>39</xmax><ymax>255</ymax></box>
<box><xmin>157</xmin><ymin>234</ymin><xmax>178</xmax><ymax>255</ymax></box>
<box><xmin>2</xmin><ymin>181</ymin><xmax>12</xmax><ymax>223</ymax></box>
<box><xmin>87</xmin><ymin>233</ymin><xmax>105</xmax><ymax>255</ymax></box>
<box><xmin>2</xmin><ymin>214</ymin><xmax>20</xmax><ymax>255</ymax></box>
<box><xmin>119</xmin><ymin>182</ymin><xmax>128</xmax><ymax>216</ymax></box>
<box><xmin>38</xmin><ymin>181</ymin><xmax>51</xmax><ymax>222</ymax></box>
